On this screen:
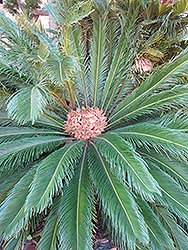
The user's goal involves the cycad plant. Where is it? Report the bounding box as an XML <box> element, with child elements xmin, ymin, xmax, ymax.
<box><xmin>1</xmin><ymin>0</ymin><xmax>188</xmax><ymax>249</ymax></box>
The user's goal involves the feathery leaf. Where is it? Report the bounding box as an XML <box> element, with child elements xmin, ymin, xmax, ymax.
<box><xmin>58</xmin><ymin>144</ymin><xmax>94</xmax><ymax>250</ymax></box>
<box><xmin>88</xmin><ymin>142</ymin><xmax>149</xmax><ymax>248</ymax></box>
<box><xmin>37</xmin><ymin>195</ymin><xmax>62</xmax><ymax>250</ymax></box>
<box><xmin>0</xmin><ymin>167</ymin><xmax>36</xmax><ymax>239</ymax></box>
<box><xmin>0</xmin><ymin>135</ymin><xmax>70</xmax><ymax>172</ymax></box>
<box><xmin>7</xmin><ymin>86</ymin><xmax>49</xmax><ymax>125</ymax></box>
<box><xmin>94</xmin><ymin>133</ymin><xmax>160</xmax><ymax>199</ymax></box>
<box><xmin>109</xmin><ymin>49</ymin><xmax>188</xmax><ymax>126</ymax></box>
<box><xmin>25</xmin><ymin>140</ymin><xmax>84</xmax><ymax>215</ymax></box>
<box><xmin>113</xmin><ymin>122</ymin><xmax>188</xmax><ymax>160</ymax></box>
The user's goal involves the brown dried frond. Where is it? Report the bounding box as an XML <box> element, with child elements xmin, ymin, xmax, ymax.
<box><xmin>64</xmin><ymin>106</ymin><xmax>107</xmax><ymax>140</ymax></box>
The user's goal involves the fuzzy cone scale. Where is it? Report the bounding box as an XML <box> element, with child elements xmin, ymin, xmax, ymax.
<box><xmin>64</xmin><ymin>106</ymin><xmax>107</xmax><ymax>140</ymax></box>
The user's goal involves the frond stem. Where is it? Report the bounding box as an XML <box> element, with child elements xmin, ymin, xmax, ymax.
<box><xmin>93</xmin><ymin>17</ymin><xmax>102</xmax><ymax>108</ymax></box>
<box><xmin>76</xmin><ymin>142</ymin><xmax>88</xmax><ymax>249</ymax></box>
<box><xmin>59</xmin><ymin>61</ymin><xmax>75</xmax><ymax>109</ymax></box>
<box><xmin>104</xmin><ymin>72</ymin><xmax>126</xmax><ymax>114</ymax></box>
<box><xmin>106</xmin><ymin>81</ymin><xmax>126</xmax><ymax>117</ymax></box>
<box><xmin>70</xmin><ymin>28</ymin><xmax>87</xmax><ymax>106</ymax></box>
<box><xmin>65</xmin><ymin>26</ymin><xmax>70</xmax><ymax>55</ymax></box>
<box><xmin>47</xmin><ymin>89</ymin><xmax>68</xmax><ymax>113</ymax></box>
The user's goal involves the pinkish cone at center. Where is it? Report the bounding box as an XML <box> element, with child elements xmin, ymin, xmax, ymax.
<box><xmin>64</xmin><ymin>106</ymin><xmax>107</xmax><ymax>140</ymax></box>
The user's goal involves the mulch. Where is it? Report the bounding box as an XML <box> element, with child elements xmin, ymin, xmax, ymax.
<box><xmin>92</xmin><ymin>216</ymin><xmax>117</xmax><ymax>250</ymax></box>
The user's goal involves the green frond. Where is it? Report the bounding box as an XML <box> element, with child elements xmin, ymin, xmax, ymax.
<box><xmin>37</xmin><ymin>195</ymin><xmax>62</xmax><ymax>250</ymax></box>
<box><xmin>35</xmin><ymin>111</ymin><xmax>66</xmax><ymax>130</ymax></box>
<box><xmin>25</xmin><ymin>140</ymin><xmax>84</xmax><ymax>215</ymax></box>
<box><xmin>1</xmin><ymin>1</ymin><xmax>188</xmax><ymax>248</ymax></box>
<box><xmin>101</xmin><ymin>15</ymin><xmax>138</xmax><ymax>111</ymax></box>
<box><xmin>58</xmin><ymin>144</ymin><xmax>94</xmax><ymax>250</ymax></box>
<box><xmin>135</xmin><ymin>242</ymin><xmax>150</xmax><ymax>250</ymax></box>
<box><xmin>159</xmin><ymin>110</ymin><xmax>188</xmax><ymax>132</ymax></box>
<box><xmin>0</xmin><ymin>13</ymin><xmax>41</xmax><ymax>85</ymax></box>
<box><xmin>150</xmin><ymin>167</ymin><xmax>188</xmax><ymax>220</ymax></box>
<box><xmin>7</xmin><ymin>86</ymin><xmax>49</xmax><ymax>125</ymax></box>
<box><xmin>107</xmin><ymin>85</ymin><xmax>188</xmax><ymax>127</ymax></box>
<box><xmin>45</xmin><ymin>0</ymin><xmax>94</xmax><ymax>27</ymax></box>
<box><xmin>42</xmin><ymin>55</ymin><xmax>78</xmax><ymax>84</ymax></box>
<box><xmin>108</xmin><ymin>48</ymin><xmax>188</xmax><ymax>126</ymax></box>
<box><xmin>0</xmin><ymin>109</ymin><xmax>16</xmax><ymax>127</ymax></box>
<box><xmin>0</xmin><ymin>135</ymin><xmax>70</xmax><ymax>172</ymax></box>
<box><xmin>0</xmin><ymin>167</ymin><xmax>36</xmax><ymax>240</ymax></box>
<box><xmin>69</xmin><ymin>26</ymin><xmax>87</xmax><ymax>105</ymax></box>
<box><xmin>94</xmin><ymin>133</ymin><xmax>160</xmax><ymax>199</ymax></box>
<box><xmin>0</xmin><ymin>11</ymin><xmax>34</xmax><ymax>51</ymax></box>
<box><xmin>0</xmin><ymin>56</ymin><xmax>30</xmax><ymax>88</ymax></box>
<box><xmin>3</xmin><ymin>231</ymin><xmax>24</xmax><ymax>250</ymax></box>
<box><xmin>40</xmin><ymin>53</ymin><xmax>79</xmax><ymax>107</ymax></box>
<box><xmin>65</xmin><ymin>1</ymin><xmax>94</xmax><ymax>26</ymax></box>
<box><xmin>91</xmin><ymin>12</ymin><xmax>107</xmax><ymax>107</ymax></box>
<box><xmin>137</xmin><ymin>198</ymin><xmax>173</xmax><ymax>250</ymax></box>
<box><xmin>0</xmin><ymin>127</ymin><xmax>66</xmax><ymax>144</ymax></box>
<box><xmin>113</xmin><ymin>122</ymin><xmax>188</xmax><ymax>160</ymax></box>
<box><xmin>44</xmin><ymin>0</ymin><xmax>67</xmax><ymax>26</ymax></box>
<box><xmin>156</xmin><ymin>207</ymin><xmax>188</xmax><ymax>250</ymax></box>
<box><xmin>173</xmin><ymin>0</ymin><xmax>188</xmax><ymax>16</ymax></box>
<box><xmin>88</xmin><ymin>142</ymin><xmax>149</xmax><ymax>249</ymax></box>
<box><xmin>139</xmin><ymin>149</ymin><xmax>188</xmax><ymax>190</ymax></box>
<box><xmin>32</xmin><ymin>29</ymin><xmax>60</xmax><ymax>58</ymax></box>
<box><xmin>0</xmin><ymin>161</ymin><xmax>35</xmax><ymax>204</ymax></box>
<box><xmin>106</xmin><ymin>15</ymin><xmax>121</xmax><ymax>68</ymax></box>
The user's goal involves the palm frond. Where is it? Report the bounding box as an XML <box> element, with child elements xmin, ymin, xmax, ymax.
<box><xmin>91</xmin><ymin>12</ymin><xmax>107</xmax><ymax>107</ymax></box>
<box><xmin>0</xmin><ymin>13</ymin><xmax>42</xmax><ymax>85</ymax></box>
<box><xmin>0</xmin><ymin>167</ymin><xmax>36</xmax><ymax>240</ymax></box>
<box><xmin>45</xmin><ymin>0</ymin><xmax>94</xmax><ymax>27</ymax></box>
<box><xmin>106</xmin><ymin>14</ymin><xmax>121</xmax><ymax>67</ymax></box>
<box><xmin>108</xmin><ymin>48</ymin><xmax>188</xmax><ymax>126</ymax></box>
<box><xmin>100</xmin><ymin>13</ymin><xmax>138</xmax><ymax>111</ymax></box>
<box><xmin>88</xmin><ymin>142</ymin><xmax>149</xmax><ymax>249</ymax></box>
<box><xmin>107</xmin><ymin>85</ymin><xmax>188</xmax><ymax>127</ymax></box>
<box><xmin>7</xmin><ymin>85</ymin><xmax>49</xmax><ymax>125</ymax></box>
<box><xmin>139</xmin><ymin>149</ymin><xmax>188</xmax><ymax>190</ymax></box>
<box><xmin>42</xmin><ymin>58</ymin><xmax>79</xmax><ymax>108</ymax></box>
<box><xmin>113</xmin><ymin>122</ymin><xmax>188</xmax><ymax>160</ymax></box>
<box><xmin>0</xmin><ymin>135</ymin><xmax>70</xmax><ymax>172</ymax></box>
<box><xmin>137</xmin><ymin>198</ymin><xmax>173</xmax><ymax>250</ymax></box>
<box><xmin>159</xmin><ymin>110</ymin><xmax>188</xmax><ymax>132</ymax></box>
<box><xmin>0</xmin><ymin>127</ymin><xmax>66</xmax><ymax>144</ymax></box>
<box><xmin>0</xmin><ymin>109</ymin><xmax>16</xmax><ymax>127</ymax></box>
<box><xmin>0</xmin><ymin>56</ymin><xmax>31</xmax><ymax>88</ymax></box>
<box><xmin>94</xmin><ymin>133</ymin><xmax>160</xmax><ymax>199</ymax></box>
<box><xmin>25</xmin><ymin>140</ymin><xmax>84</xmax><ymax>215</ymax></box>
<box><xmin>156</xmin><ymin>206</ymin><xmax>188</xmax><ymax>250</ymax></box>
<box><xmin>0</xmin><ymin>11</ymin><xmax>34</xmax><ymax>52</ymax></box>
<box><xmin>65</xmin><ymin>1</ymin><xmax>94</xmax><ymax>25</ymax></box>
<box><xmin>69</xmin><ymin>26</ymin><xmax>88</xmax><ymax>105</ymax></box>
<box><xmin>1</xmin><ymin>1</ymin><xmax>188</xmax><ymax>249</ymax></box>
<box><xmin>3</xmin><ymin>231</ymin><xmax>24</xmax><ymax>250</ymax></box>
<box><xmin>150</xmin><ymin>167</ymin><xmax>188</xmax><ymax>220</ymax></box>
<box><xmin>32</xmin><ymin>29</ymin><xmax>60</xmax><ymax>58</ymax></box>
<box><xmin>135</xmin><ymin>242</ymin><xmax>150</xmax><ymax>250</ymax></box>
<box><xmin>35</xmin><ymin>111</ymin><xmax>65</xmax><ymax>130</ymax></box>
<box><xmin>0</xmin><ymin>161</ymin><xmax>36</xmax><ymax>204</ymax></box>
<box><xmin>37</xmin><ymin>195</ymin><xmax>62</xmax><ymax>250</ymax></box>
<box><xmin>58</xmin><ymin>143</ymin><xmax>94</xmax><ymax>250</ymax></box>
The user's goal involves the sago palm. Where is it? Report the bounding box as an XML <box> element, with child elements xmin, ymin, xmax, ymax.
<box><xmin>1</xmin><ymin>0</ymin><xmax>188</xmax><ymax>249</ymax></box>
